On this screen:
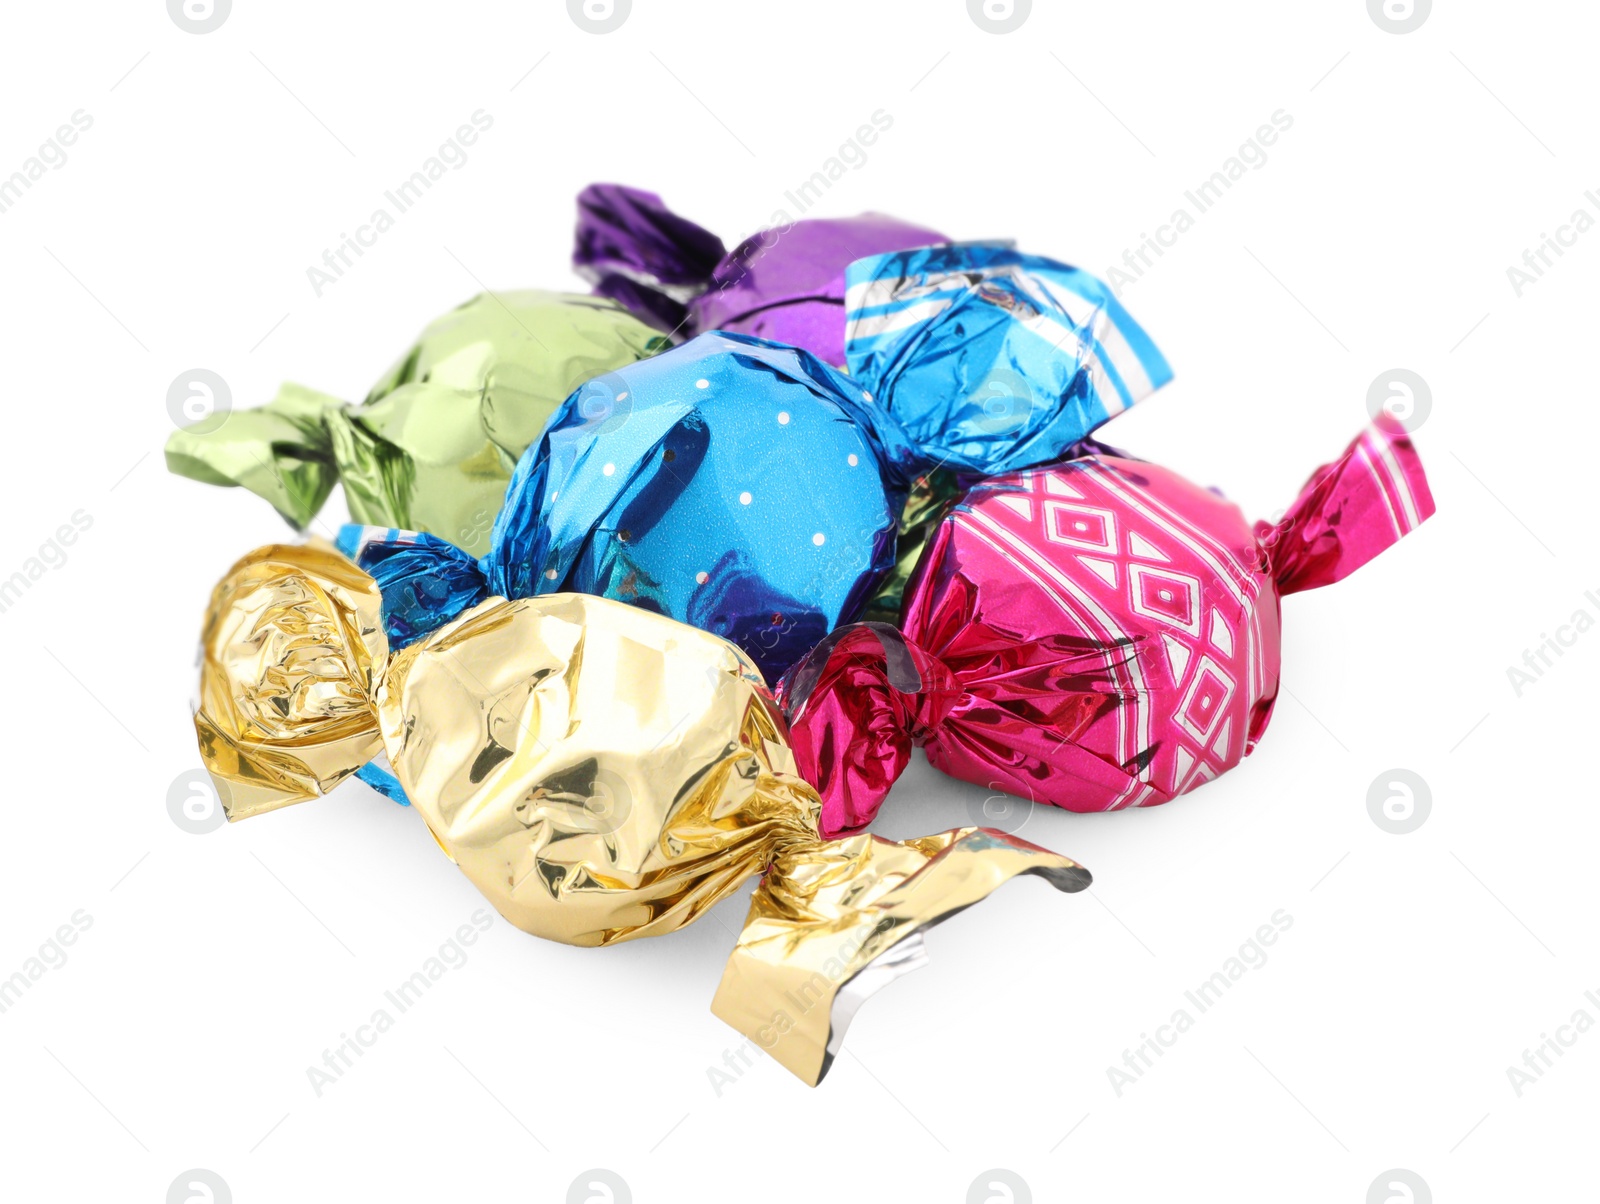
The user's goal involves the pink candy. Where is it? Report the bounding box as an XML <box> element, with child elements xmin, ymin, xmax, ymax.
<box><xmin>778</xmin><ymin>415</ymin><xmax>1435</xmax><ymax>837</ymax></box>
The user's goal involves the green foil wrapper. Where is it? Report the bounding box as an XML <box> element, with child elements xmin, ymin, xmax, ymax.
<box><xmin>861</xmin><ymin>468</ymin><xmax>964</xmax><ymax>623</ymax></box>
<box><xmin>165</xmin><ymin>292</ymin><xmax>666</xmax><ymax>556</ymax></box>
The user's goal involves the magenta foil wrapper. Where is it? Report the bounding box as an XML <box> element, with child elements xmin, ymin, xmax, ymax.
<box><xmin>573</xmin><ymin>182</ymin><xmax>945</xmax><ymax>366</ymax></box>
<box><xmin>777</xmin><ymin>415</ymin><xmax>1436</xmax><ymax>837</ymax></box>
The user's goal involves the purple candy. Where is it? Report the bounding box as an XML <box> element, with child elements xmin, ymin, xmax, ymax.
<box><xmin>574</xmin><ymin>183</ymin><xmax>944</xmax><ymax>365</ymax></box>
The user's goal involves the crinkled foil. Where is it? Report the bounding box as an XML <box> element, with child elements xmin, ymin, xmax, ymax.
<box><xmin>195</xmin><ymin>542</ymin><xmax>387</xmax><ymax>820</ymax></box>
<box><xmin>841</xmin><ymin>243</ymin><xmax>1174</xmax><ymax>476</ymax></box>
<box><xmin>165</xmin><ymin>383</ymin><xmax>346</xmax><ymax>533</ymax></box>
<box><xmin>574</xmin><ymin>182</ymin><xmax>946</xmax><ymax>366</ymax></box>
<box><xmin>376</xmin><ymin>592</ymin><xmax>810</xmax><ymax>946</ymax></box>
<box><xmin>195</xmin><ymin>556</ymin><xmax>1090</xmax><ymax>1084</ymax></box>
<box><xmin>166</xmin><ymin>292</ymin><xmax>665</xmax><ymax>555</ymax></box>
<box><xmin>781</xmin><ymin>416</ymin><xmax>1436</xmax><ymax>836</ymax></box>
<box><xmin>344</xmin><ymin>332</ymin><xmax>918</xmax><ymax>680</ymax></box>
<box><xmin>860</xmin><ymin>467</ymin><xmax>964</xmax><ymax>623</ymax></box>
<box><xmin>713</xmin><ymin>826</ymin><xmax>1089</xmax><ymax>1083</ymax></box>
<box><xmin>863</xmin><ymin>440</ymin><xmax>1125</xmax><ymax>623</ymax></box>
<box><xmin>334</xmin><ymin>246</ymin><xmax>1174</xmax><ymax>685</ymax></box>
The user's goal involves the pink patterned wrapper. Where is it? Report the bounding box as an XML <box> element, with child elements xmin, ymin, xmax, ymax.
<box><xmin>777</xmin><ymin>415</ymin><xmax>1435</xmax><ymax>837</ymax></box>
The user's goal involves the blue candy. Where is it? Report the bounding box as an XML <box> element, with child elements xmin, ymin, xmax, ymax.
<box><xmin>843</xmin><ymin>242</ymin><xmax>1173</xmax><ymax>474</ymax></box>
<box><xmin>342</xmin><ymin>244</ymin><xmax>1171</xmax><ymax>683</ymax></box>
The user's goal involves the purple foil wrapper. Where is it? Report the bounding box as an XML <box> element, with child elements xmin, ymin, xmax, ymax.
<box><xmin>574</xmin><ymin>182</ymin><xmax>945</xmax><ymax>365</ymax></box>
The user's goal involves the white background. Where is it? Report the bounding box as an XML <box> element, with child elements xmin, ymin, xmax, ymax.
<box><xmin>0</xmin><ymin>1</ymin><xmax>1591</xmax><ymax>1201</ymax></box>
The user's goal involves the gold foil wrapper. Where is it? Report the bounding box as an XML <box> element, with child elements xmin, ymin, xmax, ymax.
<box><xmin>714</xmin><ymin>828</ymin><xmax>1090</xmax><ymax>1084</ymax></box>
<box><xmin>196</xmin><ymin>551</ymin><xmax>1091</xmax><ymax>1084</ymax></box>
<box><xmin>376</xmin><ymin>592</ymin><xmax>812</xmax><ymax>946</ymax></box>
<box><xmin>195</xmin><ymin>542</ymin><xmax>387</xmax><ymax>820</ymax></box>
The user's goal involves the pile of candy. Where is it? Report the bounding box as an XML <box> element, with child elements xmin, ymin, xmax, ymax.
<box><xmin>171</xmin><ymin>184</ymin><xmax>1433</xmax><ymax>1085</ymax></box>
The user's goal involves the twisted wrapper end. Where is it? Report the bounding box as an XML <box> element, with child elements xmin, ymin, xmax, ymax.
<box><xmin>775</xmin><ymin>622</ymin><xmax>961</xmax><ymax>838</ymax></box>
<box><xmin>1257</xmin><ymin>412</ymin><xmax>1435</xmax><ymax>595</ymax></box>
<box><xmin>164</xmin><ymin>383</ymin><xmax>345</xmax><ymax>529</ymax></box>
<box><xmin>712</xmin><ymin>827</ymin><xmax>1091</xmax><ymax>1086</ymax></box>
<box><xmin>195</xmin><ymin>542</ymin><xmax>388</xmax><ymax>821</ymax></box>
<box><xmin>371</xmin><ymin>592</ymin><xmax>819</xmax><ymax>947</ymax></box>
<box><xmin>573</xmin><ymin>183</ymin><xmax>727</xmax><ymax>333</ymax></box>
<box><xmin>189</xmin><ymin>566</ymin><xmax>1096</xmax><ymax>1085</ymax></box>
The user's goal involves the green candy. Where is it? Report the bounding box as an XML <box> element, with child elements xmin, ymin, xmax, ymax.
<box><xmin>165</xmin><ymin>292</ymin><xmax>666</xmax><ymax>556</ymax></box>
<box><xmin>860</xmin><ymin>468</ymin><xmax>965</xmax><ymax>624</ymax></box>
<box><xmin>165</xmin><ymin>381</ymin><xmax>345</xmax><ymax>532</ymax></box>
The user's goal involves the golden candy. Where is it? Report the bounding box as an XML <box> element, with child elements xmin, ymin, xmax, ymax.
<box><xmin>714</xmin><ymin>828</ymin><xmax>1090</xmax><ymax>1084</ymax></box>
<box><xmin>196</xmin><ymin>548</ymin><xmax>1092</xmax><ymax>1084</ymax></box>
<box><xmin>377</xmin><ymin>592</ymin><xmax>816</xmax><ymax>946</ymax></box>
<box><xmin>195</xmin><ymin>543</ymin><xmax>387</xmax><ymax>820</ymax></box>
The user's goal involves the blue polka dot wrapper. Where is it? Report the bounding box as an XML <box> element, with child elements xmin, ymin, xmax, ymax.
<box><xmin>340</xmin><ymin>242</ymin><xmax>1173</xmax><ymax>681</ymax></box>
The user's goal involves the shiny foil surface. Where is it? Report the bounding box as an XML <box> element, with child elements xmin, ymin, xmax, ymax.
<box><xmin>841</xmin><ymin>242</ymin><xmax>1174</xmax><ymax>476</ymax></box>
<box><xmin>343</xmin><ymin>332</ymin><xmax>917</xmax><ymax>681</ymax></box>
<box><xmin>344</xmin><ymin>243</ymin><xmax>1175</xmax><ymax>681</ymax></box>
<box><xmin>714</xmin><ymin>825</ymin><xmax>1090</xmax><ymax>1084</ymax></box>
<box><xmin>166</xmin><ymin>291</ymin><xmax>665</xmax><ymax>555</ymax></box>
<box><xmin>860</xmin><ymin>438</ymin><xmax>1124</xmax><ymax>622</ymax></box>
<box><xmin>860</xmin><ymin>467</ymin><xmax>965</xmax><ymax>623</ymax></box>
<box><xmin>843</xmin><ymin>243</ymin><xmax>1173</xmax><ymax>605</ymax></box>
<box><xmin>194</xmin><ymin>542</ymin><xmax>388</xmax><ymax>821</ymax></box>
<box><xmin>193</xmin><ymin>564</ymin><xmax>1090</xmax><ymax>1085</ymax></box>
<box><xmin>780</xmin><ymin>416</ymin><xmax>1436</xmax><ymax>836</ymax></box>
<box><xmin>377</xmin><ymin>593</ymin><xmax>811</xmax><ymax>945</ymax></box>
<box><xmin>575</xmin><ymin>182</ymin><xmax>946</xmax><ymax>366</ymax></box>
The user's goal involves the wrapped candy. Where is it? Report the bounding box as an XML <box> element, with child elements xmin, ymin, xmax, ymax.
<box><xmin>777</xmin><ymin>415</ymin><xmax>1435</xmax><ymax>836</ymax></box>
<box><xmin>194</xmin><ymin>541</ymin><xmax>387</xmax><ymax>820</ymax></box>
<box><xmin>573</xmin><ymin>182</ymin><xmax>945</xmax><ymax>365</ymax></box>
<box><xmin>343</xmin><ymin>243</ymin><xmax>1173</xmax><ymax>681</ymax></box>
<box><xmin>847</xmin><ymin>241</ymin><xmax>1176</xmax><ymax>619</ymax></box>
<box><xmin>193</xmin><ymin>544</ymin><xmax>1091</xmax><ymax>1085</ymax></box>
<box><xmin>165</xmin><ymin>291</ymin><xmax>665</xmax><ymax>556</ymax></box>
<box><xmin>338</xmin><ymin>333</ymin><xmax>907</xmax><ymax>680</ymax></box>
